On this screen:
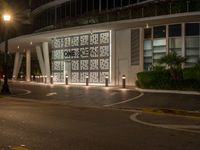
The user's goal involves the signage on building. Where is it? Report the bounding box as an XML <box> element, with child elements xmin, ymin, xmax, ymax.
<box><xmin>64</xmin><ymin>48</ymin><xmax>89</xmax><ymax>58</ymax></box>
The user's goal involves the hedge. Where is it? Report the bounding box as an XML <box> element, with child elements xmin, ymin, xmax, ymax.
<box><xmin>136</xmin><ymin>68</ymin><xmax>200</xmax><ymax>91</ymax></box>
<box><xmin>183</xmin><ymin>67</ymin><xmax>200</xmax><ymax>81</ymax></box>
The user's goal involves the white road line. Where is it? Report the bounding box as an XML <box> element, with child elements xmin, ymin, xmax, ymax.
<box><xmin>130</xmin><ymin>113</ymin><xmax>200</xmax><ymax>134</ymax></box>
<box><xmin>46</xmin><ymin>92</ymin><xmax>57</xmax><ymax>97</ymax></box>
<box><xmin>12</xmin><ymin>89</ymin><xmax>31</xmax><ymax>96</ymax></box>
<box><xmin>103</xmin><ymin>92</ymin><xmax>144</xmax><ymax>107</ymax></box>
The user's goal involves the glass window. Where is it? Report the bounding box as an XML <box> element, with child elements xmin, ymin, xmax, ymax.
<box><xmin>153</xmin><ymin>39</ymin><xmax>166</xmax><ymax>46</ymax></box>
<box><xmin>153</xmin><ymin>39</ymin><xmax>166</xmax><ymax>63</ymax></box>
<box><xmin>144</xmin><ymin>40</ymin><xmax>152</xmax><ymax>50</ymax></box>
<box><xmin>153</xmin><ymin>26</ymin><xmax>166</xmax><ymax>38</ymax></box>
<box><xmin>185</xmin><ymin>37</ymin><xmax>199</xmax><ymax>48</ymax></box>
<box><xmin>169</xmin><ymin>38</ymin><xmax>182</xmax><ymax>48</ymax></box>
<box><xmin>169</xmin><ymin>38</ymin><xmax>182</xmax><ymax>55</ymax></box>
<box><xmin>169</xmin><ymin>24</ymin><xmax>182</xmax><ymax>37</ymax></box>
<box><xmin>144</xmin><ymin>40</ymin><xmax>153</xmax><ymax>70</ymax></box>
<box><xmin>185</xmin><ymin>23</ymin><xmax>200</xmax><ymax>36</ymax></box>
<box><xmin>185</xmin><ymin>37</ymin><xmax>200</xmax><ymax>65</ymax></box>
<box><xmin>144</xmin><ymin>28</ymin><xmax>152</xmax><ymax>39</ymax></box>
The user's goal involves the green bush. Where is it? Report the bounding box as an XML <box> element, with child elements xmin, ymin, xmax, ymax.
<box><xmin>137</xmin><ymin>70</ymin><xmax>172</xmax><ymax>89</ymax></box>
<box><xmin>183</xmin><ymin>67</ymin><xmax>200</xmax><ymax>81</ymax></box>
<box><xmin>137</xmin><ymin>55</ymin><xmax>200</xmax><ymax>91</ymax></box>
<box><xmin>137</xmin><ymin>69</ymin><xmax>200</xmax><ymax>91</ymax></box>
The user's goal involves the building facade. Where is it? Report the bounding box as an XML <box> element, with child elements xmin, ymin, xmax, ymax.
<box><xmin>0</xmin><ymin>0</ymin><xmax>200</xmax><ymax>86</ymax></box>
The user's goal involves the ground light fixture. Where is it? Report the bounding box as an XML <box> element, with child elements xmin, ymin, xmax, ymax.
<box><xmin>51</xmin><ymin>76</ymin><xmax>53</xmax><ymax>84</ymax></box>
<box><xmin>36</xmin><ymin>76</ymin><xmax>39</xmax><ymax>82</ymax></box>
<box><xmin>39</xmin><ymin>76</ymin><xmax>41</xmax><ymax>82</ymax></box>
<box><xmin>1</xmin><ymin>14</ymin><xmax>11</xmax><ymax>94</ymax></box>
<box><xmin>86</xmin><ymin>75</ymin><xmax>89</xmax><ymax>86</ymax></box>
<box><xmin>31</xmin><ymin>75</ymin><xmax>34</xmax><ymax>81</ymax></box>
<box><xmin>105</xmin><ymin>75</ymin><xmax>109</xmax><ymax>87</ymax></box>
<box><xmin>20</xmin><ymin>75</ymin><xmax>23</xmax><ymax>80</ymax></box>
<box><xmin>65</xmin><ymin>75</ymin><xmax>68</xmax><ymax>85</ymax></box>
<box><xmin>44</xmin><ymin>76</ymin><xmax>47</xmax><ymax>84</ymax></box>
<box><xmin>122</xmin><ymin>75</ymin><xmax>126</xmax><ymax>88</ymax></box>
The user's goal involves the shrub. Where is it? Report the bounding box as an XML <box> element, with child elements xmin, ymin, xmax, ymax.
<box><xmin>137</xmin><ymin>70</ymin><xmax>172</xmax><ymax>89</ymax></box>
<box><xmin>149</xmin><ymin>65</ymin><xmax>166</xmax><ymax>72</ymax></box>
<box><xmin>183</xmin><ymin>67</ymin><xmax>200</xmax><ymax>81</ymax></box>
<box><xmin>137</xmin><ymin>69</ymin><xmax>200</xmax><ymax>91</ymax></box>
<box><xmin>136</xmin><ymin>57</ymin><xmax>200</xmax><ymax>91</ymax></box>
<box><xmin>158</xmin><ymin>52</ymin><xmax>186</xmax><ymax>81</ymax></box>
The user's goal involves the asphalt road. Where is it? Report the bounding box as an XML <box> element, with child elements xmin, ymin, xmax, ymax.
<box><xmin>9</xmin><ymin>82</ymin><xmax>141</xmax><ymax>107</ymax></box>
<box><xmin>0</xmin><ymin>98</ymin><xmax>200</xmax><ymax>150</ymax></box>
<box><xmin>8</xmin><ymin>81</ymin><xmax>200</xmax><ymax>111</ymax></box>
<box><xmin>0</xmin><ymin>81</ymin><xmax>199</xmax><ymax>149</ymax></box>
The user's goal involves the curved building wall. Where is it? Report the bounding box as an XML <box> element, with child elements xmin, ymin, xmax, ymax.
<box><xmin>31</xmin><ymin>0</ymin><xmax>200</xmax><ymax>32</ymax></box>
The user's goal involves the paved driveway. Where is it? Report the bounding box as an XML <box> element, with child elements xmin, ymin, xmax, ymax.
<box><xmin>9</xmin><ymin>82</ymin><xmax>140</xmax><ymax>107</ymax></box>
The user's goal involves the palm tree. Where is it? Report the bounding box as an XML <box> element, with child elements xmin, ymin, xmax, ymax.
<box><xmin>158</xmin><ymin>52</ymin><xmax>186</xmax><ymax>81</ymax></box>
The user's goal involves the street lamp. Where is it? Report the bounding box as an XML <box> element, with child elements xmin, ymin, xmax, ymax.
<box><xmin>1</xmin><ymin>14</ymin><xmax>11</xmax><ymax>94</ymax></box>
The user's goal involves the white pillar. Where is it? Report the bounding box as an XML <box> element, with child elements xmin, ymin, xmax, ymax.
<box><xmin>12</xmin><ymin>51</ymin><xmax>20</xmax><ymax>80</ymax></box>
<box><xmin>36</xmin><ymin>46</ymin><xmax>46</xmax><ymax>75</ymax></box>
<box><xmin>42</xmin><ymin>42</ymin><xmax>51</xmax><ymax>83</ymax></box>
<box><xmin>15</xmin><ymin>53</ymin><xmax>23</xmax><ymax>79</ymax></box>
<box><xmin>26</xmin><ymin>49</ymin><xmax>31</xmax><ymax>81</ymax></box>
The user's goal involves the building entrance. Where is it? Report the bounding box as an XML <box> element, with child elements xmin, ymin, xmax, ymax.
<box><xmin>51</xmin><ymin>31</ymin><xmax>111</xmax><ymax>84</ymax></box>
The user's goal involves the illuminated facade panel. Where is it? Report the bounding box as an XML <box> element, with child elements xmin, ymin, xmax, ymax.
<box><xmin>52</xmin><ymin>31</ymin><xmax>110</xmax><ymax>84</ymax></box>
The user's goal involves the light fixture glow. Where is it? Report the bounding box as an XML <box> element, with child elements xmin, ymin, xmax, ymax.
<box><xmin>3</xmin><ymin>14</ymin><xmax>11</xmax><ymax>22</ymax></box>
<box><xmin>122</xmin><ymin>75</ymin><xmax>126</xmax><ymax>79</ymax></box>
<box><xmin>145</xmin><ymin>23</ymin><xmax>149</xmax><ymax>29</ymax></box>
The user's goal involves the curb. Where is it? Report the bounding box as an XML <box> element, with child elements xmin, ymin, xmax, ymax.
<box><xmin>115</xmin><ymin>107</ymin><xmax>200</xmax><ymax>118</ymax></box>
<box><xmin>142</xmin><ymin>107</ymin><xmax>200</xmax><ymax>118</ymax></box>
<box><xmin>135</xmin><ymin>87</ymin><xmax>200</xmax><ymax>95</ymax></box>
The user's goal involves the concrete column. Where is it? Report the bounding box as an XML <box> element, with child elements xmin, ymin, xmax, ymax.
<box><xmin>140</xmin><ymin>27</ymin><xmax>144</xmax><ymax>71</ymax></box>
<box><xmin>111</xmin><ymin>29</ymin><xmax>116</xmax><ymax>86</ymax></box>
<box><xmin>182</xmin><ymin>23</ymin><xmax>185</xmax><ymax>68</ymax></box>
<box><xmin>26</xmin><ymin>49</ymin><xmax>31</xmax><ymax>81</ymax></box>
<box><xmin>42</xmin><ymin>42</ymin><xmax>51</xmax><ymax>83</ymax></box>
<box><xmin>36</xmin><ymin>46</ymin><xmax>46</xmax><ymax>76</ymax></box>
<box><xmin>15</xmin><ymin>53</ymin><xmax>23</xmax><ymax>79</ymax></box>
<box><xmin>12</xmin><ymin>51</ymin><xmax>20</xmax><ymax>80</ymax></box>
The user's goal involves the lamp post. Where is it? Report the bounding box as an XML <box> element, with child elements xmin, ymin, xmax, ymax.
<box><xmin>1</xmin><ymin>14</ymin><xmax>11</xmax><ymax>94</ymax></box>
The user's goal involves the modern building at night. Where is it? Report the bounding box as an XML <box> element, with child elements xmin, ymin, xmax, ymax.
<box><xmin>0</xmin><ymin>0</ymin><xmax>200</xmax><ymax>86</ymax></box>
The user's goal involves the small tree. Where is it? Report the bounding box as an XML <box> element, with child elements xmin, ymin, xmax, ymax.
<box><xmin>158</xmin><ymin>52</ymin><xmax>186</xmax><ymax>81</ymax></box>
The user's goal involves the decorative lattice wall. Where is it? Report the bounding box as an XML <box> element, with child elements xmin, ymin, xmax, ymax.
<box><xmin>52</xmin><ymin>31</ymin><xmax>110</xmax><ymax>83</ymax></box>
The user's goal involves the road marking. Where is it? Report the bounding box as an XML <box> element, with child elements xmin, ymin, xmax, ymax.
<box><xmin>104</xmin><ymin>92</ymin><xmax>144</xmax><ymax>107</ymax></box>
<box><xmin>10</xmin><ymin>145</ymin><xmax>29</xmax><ymax>150</ymax></box>
<box><xmin>110</xmin><ymin>92</ymin><xmax>118</xmax><ymax>96</ymax></box>
<box><xmin>46</xmin><ymin>92</ymin><xmax>57</xmax><ymax>97</ymax></box>
<box><xmin>12</xmin><ymin>89</ymin><xmax>31</xmax><ymax>96</ymax></box>
<box><xmin>130</xmin><ymin>113</ymin><xmax>200</xmax><ymax>134</ymax></box>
